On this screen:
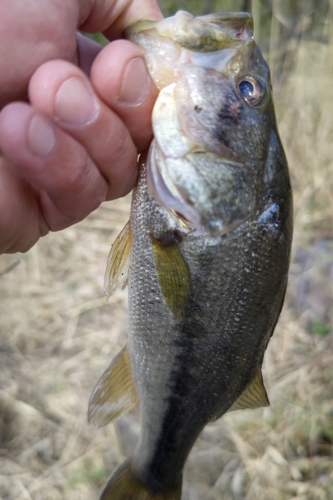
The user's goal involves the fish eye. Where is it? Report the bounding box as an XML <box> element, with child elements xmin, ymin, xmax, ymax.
<box><xmin>238</xmin><ymin>77</ymin><xmax>264</xmax><ymax>106</ymax></box>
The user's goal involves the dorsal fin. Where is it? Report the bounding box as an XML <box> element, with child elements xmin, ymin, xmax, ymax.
<box><xmin>228</xmin><ymin>368</ymin><xmax>269</xmax><ymax>412</ymax></box>
<box><xmin>88</xmin><ymin>345</ymin><xmax>137</xmax><ymax>427</ymax></box>
<box><xmin>151</xmin><ymin>236</ymin><xmax>191</xmax><ymax>322</ymax></box>
<box><xmin>104</xmin><ymin>221</ymin><xmax>132</xmax><ymax>299</ymax></box>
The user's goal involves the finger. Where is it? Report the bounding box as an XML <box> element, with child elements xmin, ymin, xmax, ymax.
<box><xmin>91</xmin><ymin>40</ymin><xmax>159</xmax><ymax>152</ymax></box>
<box><xmin>28</xmin><ymin>59</ymin><xmax>139</xmax><ymax>200</ymax></box>
<box><xmin>0</xmin><ymin>102</ymin><xmax>108</xmax><ymax>231</ymax></box>
<box><xmin>0</xmin><ymin>156</ymin><xmax>43</xmax><ymax>254</ymax></box>
<box><xmin>0</xmin><ymin>0</ymin><xmax>162</xmax><ymax>109</ymax></box>
<box><xmin>80</xmin><ymin>0</ymin><xmax>163</xmax><ymax>41</ymax></box>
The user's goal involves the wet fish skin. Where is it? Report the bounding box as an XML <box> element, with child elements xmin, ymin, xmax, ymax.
<box><xmin>89</xmin><ymin>11</ymin><xmax>293</xmax><ymax>500</ymax></box>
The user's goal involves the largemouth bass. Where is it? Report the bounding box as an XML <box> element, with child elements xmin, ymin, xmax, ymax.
<box><xmin>88</xmin><ymin>11</ymin><xmax>293</xmax><ymax>500</ymax></box>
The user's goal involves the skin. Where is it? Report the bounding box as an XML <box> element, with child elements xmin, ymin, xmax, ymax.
<box><xmin>0</xmin><ymin>0</ymin><xmax>162</xmax><ymax>254</ymax></box>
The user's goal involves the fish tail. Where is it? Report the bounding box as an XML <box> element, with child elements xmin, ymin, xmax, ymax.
<box><xmin>100</xmin><ymin>458</ymin><xmax>182</xmax><ymax>500</ymax></box>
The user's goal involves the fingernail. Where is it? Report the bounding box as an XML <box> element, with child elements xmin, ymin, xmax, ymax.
<box><xmin>28</xmin><ymin>115</ymin><xmax>56</xmax><ymax>157</ymax></box>
<box><xmin>118</xmin><ymin>57</ymin><xmax>151</xmax><ymax>106</ymax></box>
<box><xmin>55</xmin><ymin>77</ymin><xmax>99</xmax><ymax>127</ymax></box>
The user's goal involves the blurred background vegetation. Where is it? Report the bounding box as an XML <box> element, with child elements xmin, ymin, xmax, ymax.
<box><xmin>1</xmin><ymin>1</ymin><xmax>333</xmax><ymax>499</ymax></box>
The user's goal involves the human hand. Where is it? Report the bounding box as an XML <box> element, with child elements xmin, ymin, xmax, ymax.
<box><xmin>0</xmin><ymin>0</ymin><xmax>162</xmax><ymax>253</ymax></box>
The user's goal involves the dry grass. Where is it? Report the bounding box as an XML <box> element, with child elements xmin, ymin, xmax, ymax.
<box><xmin>1</xmin><ymin>8</ymin><xmax>333</xmax><ymax>500</ymax></box>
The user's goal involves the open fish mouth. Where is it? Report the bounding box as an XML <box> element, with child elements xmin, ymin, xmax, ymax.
<box><xmin>144</xmin><ymin>77</ymin><xmax>249</xmax><ymax>236</ymax></box>
<box><xmin>128</xmin><ymin>11</ymin><xmax>270</xmax><ymax>237</ymax></box>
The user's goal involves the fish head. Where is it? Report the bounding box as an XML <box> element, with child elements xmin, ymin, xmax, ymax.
<box><xmin>126</xmin><ymin>12</ymin><xmax>278</xmax><ymax>236</ymax></box>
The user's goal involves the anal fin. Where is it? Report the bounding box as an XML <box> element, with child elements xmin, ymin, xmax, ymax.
<box><xmin>88</xmin><ymin>345</ymin><xmax>137</xmax><ymax>427</ymax></box>
<box><xmin>228</xmin><ymin>368</ymin><xmax>269</xmax><ymax>412</ymax></box>
<box><xmin>104</xmin><ymin>220</ymin><xmax>132</xmax><ymax>299</ymax></box>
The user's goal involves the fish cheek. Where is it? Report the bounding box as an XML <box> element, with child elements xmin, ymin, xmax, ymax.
<box><xmin>176</xmin><ymin>66</ymin><xmax>241</xmax><ymax>154</ymax></box>
<box><xmin>188</xmin><ymin>73</ymin><xmax>239</xmax><ymax>144</ymax></box>
<box><xmin>214</xmin><ymin>99</ymin><xmax>271</xmax><ymax>162</ymax></box>
<box><xmin>182</xmin><ymin>69</ymin><xmax>270</xmax><ymax>162</ymax></box>
<box><xmin>212</xmin><ymin>92</ymin><xmax>245</xmax><ymax>149</ymax></box>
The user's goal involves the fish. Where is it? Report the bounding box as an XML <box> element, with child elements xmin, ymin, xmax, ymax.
<box><xmin>87</xmin><ymin>10</ymin><xmax>293</xmax><ymax>500</ymax></box>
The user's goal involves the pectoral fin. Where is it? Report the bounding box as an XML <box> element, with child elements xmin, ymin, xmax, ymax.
<box><xmin>228</xmin><ymin>368</ymin><xmax>269</xmax><ymax>412</ymax></box>
<box><xmin>104</xmin><ymin>221</ymin><xmax>132</xmax><ymax>299</ymax></box>
<box><xmin>88</xmin><ymin>345</ymin><xmax>137</xmax><ymax>427</ymax></box>
<box><xmin>151</xmin><ymin>237</ymin><xmax>191</xmax><ymax>322</ymax></box>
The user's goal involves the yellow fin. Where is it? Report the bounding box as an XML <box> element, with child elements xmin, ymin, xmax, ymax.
<box><xmin>228</xmin><ymin>368</ymin><xmax>269</xmax><ymax>412</ymax></box>
<box><xmin>88</xmin><ymin>345</ymin><xmax>137</xmax><ymax>427</ymax></box>
<box><xmin>100</xmin><ymin>458</ymin><xmax>182</xmax><ymax>500</ymax></box>
<box><xmin>104</xmin><ymin>221</ymin><xmax>132</xmax><ymax>299</ymax></box>
<box><xmin>151</xmin><ymin>237</ymin><xmax>191</xmax><ymax>322</ymax></box>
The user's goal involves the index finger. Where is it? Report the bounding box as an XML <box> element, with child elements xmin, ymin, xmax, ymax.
<box><xmin>80</xmin><ymin>0</ymin><xmax>163</xmax><ymax>41</ymax></box>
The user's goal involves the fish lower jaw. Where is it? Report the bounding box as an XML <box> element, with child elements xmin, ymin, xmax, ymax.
<box><xmin>147</xmin><ymin>172</ymin><xmax>240</xmax><ymax>238</ymax></box>
<box><xmin>147</xmin><ymin>149</ymin><xmax>203</xmax><ymax>231</ymax></box>
<box><xmin>146</xmin><ymin>158</ymin><xmax>246</xmax><ymax>238</ymax></box>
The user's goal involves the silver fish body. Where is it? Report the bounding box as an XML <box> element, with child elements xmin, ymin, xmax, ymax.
<box><xmin>88</xmin><ymin>11</ymin><xmax>293</xmax><ymax>500</ymax></box>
